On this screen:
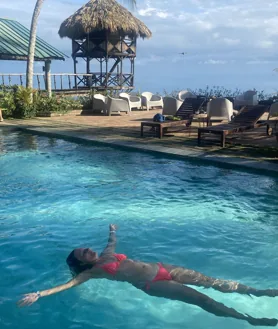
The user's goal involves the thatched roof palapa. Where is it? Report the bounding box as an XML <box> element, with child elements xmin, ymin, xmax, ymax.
<box><xmin>58</xmin><ymin>0</ymin><xmax>152</xmax><ymax>40</ymax></box>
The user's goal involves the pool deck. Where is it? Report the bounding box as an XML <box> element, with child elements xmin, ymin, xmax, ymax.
<box><xmin>1</xmin><ymin>109</ymin><xmax>278</xmax><ymax>174</ymax></box>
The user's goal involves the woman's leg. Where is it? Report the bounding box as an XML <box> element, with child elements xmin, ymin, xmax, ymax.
<box><xmin>144</xmin><ymin>280</ymin><xmax>277</xmax><ymax>326</ymax></box>
<box><xmin>163</xmin><ymin>264</ymin><xmax>278</xmax><ymax>297</ymax></box>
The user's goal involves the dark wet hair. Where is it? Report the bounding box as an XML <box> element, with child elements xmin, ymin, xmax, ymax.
<box><xmin>66</xmin><ymin>250</ymin><xmax>95</xmax><ymax>276</ymax></box>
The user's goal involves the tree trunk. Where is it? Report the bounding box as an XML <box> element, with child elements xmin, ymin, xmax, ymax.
<box><xmin>26</xmin><ymin>0</ymin><xmax>45</xmax><ymax>89</ymax></box>
<box><xmin>26</xmin><ymin>0</ymin><xmax>134</xmax><ymax>89</ymax></box>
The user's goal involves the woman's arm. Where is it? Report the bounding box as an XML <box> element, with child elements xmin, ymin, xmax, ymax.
<box><xmin>17</xmin><ymin>270</ymin><xmax>92</xmax><ymax>307</ymax></box>
<box><xmin>99</xmin><ymin>224</ymin><xmax>117</xmax><ymax>257</ymax></box>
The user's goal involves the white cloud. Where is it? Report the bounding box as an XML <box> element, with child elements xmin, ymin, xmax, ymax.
<box><xmin>223</xmin><ymin>38</ymin><xmax>240</xmax><ymax>46</ymax></box>
<box><xmin>246</xmin><ymin>60</ymin><xmax>273</xmax><ymax>65</ymax></box>
<box><xmin>156</xmin><ymin>12</ymin><xmax>169</xmax><ymax>19</ymax></box>
<box><xmin>201</xmin><ymin>59</ymin><xmax>227</xmax><ymax>65</ymax></box>
<box><xmin>137</xmin><ymin>1</ymin><xmax>168</xmax><ymax>19</ymax></box>
<box><xmin>138</xmin><ymin>7</ymin><xmax>156</xmax><ymax>16</ymax></box>
<box><xmin>1</xmin><ymin>0</ymin><xmax>278</xmax><ymax>92</ymax></box>
<box><xmin>137</xmin><ymin>54</ymin><xmax>164</xmax><ymax>66</ymax></box>
<box><xmin>257</xmin><ymin>40</ymin><xmax>274</xmax><ymax>49</ymax></box>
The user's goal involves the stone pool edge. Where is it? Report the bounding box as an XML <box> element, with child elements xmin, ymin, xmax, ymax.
<box><xmin>4</xmin><ymin>124</ymin><xmax>278</xmax><ymax>175</ymax></box>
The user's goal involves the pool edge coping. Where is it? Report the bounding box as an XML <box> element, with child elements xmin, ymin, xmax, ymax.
<box><xmin>3</xmin><ymin>123</ymin><xmax>278</xmax><ymax>175</ymax></box>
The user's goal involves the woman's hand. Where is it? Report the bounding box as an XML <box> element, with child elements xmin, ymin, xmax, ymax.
<box><xmin>109</xmin><ymin>224</ymin><xmax>118</xmax><ymax>232</ymax></box>
<box><xmin>17</xmin><ymin>293</ymin><xmax>40</xmax><ymax>307</ymax></box>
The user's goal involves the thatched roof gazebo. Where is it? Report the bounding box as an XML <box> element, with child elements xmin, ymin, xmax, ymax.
<box><xmin>58</xmin><ymin>0</ymin><xmax>152</xmax><ymax>91</ymax></box>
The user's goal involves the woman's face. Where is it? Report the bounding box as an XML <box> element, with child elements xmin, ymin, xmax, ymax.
<box><xmin>74</xmin><ymin>248</ymin><xmax>98</xmax><ymax>264</ymax></box>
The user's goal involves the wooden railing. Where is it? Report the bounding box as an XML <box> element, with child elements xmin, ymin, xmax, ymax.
<box><xmin>0</xmin><ymin>73</ymin><xmax>134</xmax><ymax>91</ymax></box>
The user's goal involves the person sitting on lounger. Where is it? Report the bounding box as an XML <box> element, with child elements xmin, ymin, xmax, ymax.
<box><xmin>18</xmin><ymin>224</ymin><xmax>278</xmax><ymax>327</ymax></box>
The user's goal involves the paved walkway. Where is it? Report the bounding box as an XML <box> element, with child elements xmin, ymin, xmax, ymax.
<box><xmin>1</xmin><ymin>109</ymin><xmax>278</xmax><ymax>174</ymax></box>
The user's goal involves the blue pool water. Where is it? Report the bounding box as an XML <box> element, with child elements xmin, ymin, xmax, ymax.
<box><xmin>1</xmin><ymin>129</ymin><xmax>278</xmax><ymax>329</ymax></box>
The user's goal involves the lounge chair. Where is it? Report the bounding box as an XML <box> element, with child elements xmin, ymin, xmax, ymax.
<box><xmin>140</xmin><ymin>97</ymin><xmax>205</xmax><ymax>138</ymax></box>
<box><xmin>106</xmin><ymin>96</ymin><xmax>130</xmax><ymax>116</ymax></box>
<box><xmin>141</xmin><ymin>92</ymin><xmax>163</xmax><ymax>111</ymax></box>
<box><xmin>93</xmin><ymin>94</ymin><xmax>107</xmax><ymax>113</ymax></box>
<box><xmin>162</xmin><ymin>97</ymin><xmax>183</xmax><ymax>116</ymax></box>
<box><xmin>119</xmin><ymin>92</ymin><xmax>142</xmax><ymax>110</ymax></box>
<box><xmin>234</xmin><ymin>90</ymin><xmax>258</xmax><ymax>108</ymax></box>
<box><xmin>266</xmin><ymin>102</ymin><xmax>278</xmax><ymax>136</ymax></box>
<box><xmin>176</xmin><ymin>97</ymin><xmax>206</xmax><ymax>119</ymax></box>
<box><xmin>177</xmin><ymin>90</ymin><xmax>197</xmax><ymax>101</ymax></box>
<box><xmin>198</xmin><ymin>105</ymin><xmax>269</xmax><ymax>147</ymax></box>
<box><xmin>206</xmin><ymin>98</ymin><xmax>238</xmax><ymax>125</ymax></box>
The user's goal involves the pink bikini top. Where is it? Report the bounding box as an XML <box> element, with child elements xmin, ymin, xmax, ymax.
<box><xmin>96</xmin><ymin>254</ymin><xmax>127</xmax><ymax>275</ymax></box>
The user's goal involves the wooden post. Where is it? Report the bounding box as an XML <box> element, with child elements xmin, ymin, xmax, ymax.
<box><xmin>72</xmin><ymin>40</ymin><xmax>77</xmax><ymax>89</ymax></box>
<box><xmin>198</xmin><ymin>130</ymin><xmax>202</xmax><ymax>145</ymax></box>
<box><xmin>73</xmin><ymin>60</ymin><xmax>77</xmax><ymax>89</ymax></box>
<box><xmin>53</xmin><ymin>75</ymin><xmax>57</xmax><ymax>90</ymax></box>
<box><xmin>131</xmin><ymin>58</ymin><xmax>134</xmax><ymax>88</ymax></box>
<box><xmin>105</xmin><ymin>31</ymin><xmax>108</xmax><ymax>88</ymax></box>
<box><xmin>86</xmin><ymin>59</ymin><xmax>91</xmax><ymax>87</ymax></box>
<box><xmin>45</xmin><ymin>60</ymin><xmax>52</xmax><ymax>97</ymax></box>
<box><xmin>132</xmin><ymin>37</ymin><xmax>136</xmax><ymax>88</ymax></box>
<box><xmin>221</xmin><ymin>132</ymin><xmax>226</xmax><ymax>148</ymax></box>
<box><xmin>100</xmin><ymin>58</ymin><xmax>103</xmax><ymax>84</ymax></box>
<box><xmin>36</xmin><ymin>75</ymin><xmax>41</xmax><ymax>90</ymax></box>
<box><xmin>121</xmin><ymin>56</ymin><xmax>123</xmax><ymax>87</ymax></box>
<box><xmin>103</xmin><ymin>58</ymin><xmax>121</xmax><ymax>86</ymax></box>
<box><xmin>86</xmin><ymin>34</ymin><xmax>91</xmax><ymax>88</ymax></box>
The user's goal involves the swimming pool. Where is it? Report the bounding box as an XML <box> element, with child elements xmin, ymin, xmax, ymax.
<box><xmin>1</xmin><ymin>128</ymin><xmax>278</xmax><ymax>329</ymax></box>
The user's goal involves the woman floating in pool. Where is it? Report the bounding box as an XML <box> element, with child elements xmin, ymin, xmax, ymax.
<box><xmin>18</xmin><ymin>225</ymin><xmax>278</xmax><ymax>327</ymax></box>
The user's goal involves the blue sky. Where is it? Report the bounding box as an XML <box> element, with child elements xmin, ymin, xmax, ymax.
<box><xmin>1</xmin><ymin>0</ymin><xmax>278</xmax><ymax>94</ymax></box>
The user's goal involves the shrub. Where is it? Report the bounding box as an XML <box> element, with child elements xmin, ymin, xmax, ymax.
<box><xmin>79</xmin><ymin>89</ymin><xmax>95</xmax><ymax>110</ymax></box>
<box><xmin>161</xmin><ymin>86</ymin><xmax>276</xmax><ymax>101</ymax></box>
<box><xmin>13</xmin><ymin>86</ymin><xmax>36</xmax><ymax>118</ymax></box>
<box><xmin>0</xmin><ymin>85</ymin><xmax>82</xmax><ymax>118</ymax></box>
<box><xmin>36</xmin><ymin>94</ymin><xmax>82</xmax><ymax>114</ymax></box>
<box><xmin>0</xmin><ymin>85</ymin><xmax>16</xmax><ymax>117</ymax></box>
<box><xmin>56</xmin><ymin>96</ymin><xmax>82</xmax><ymax>113</ymax></box>
<box><xmin>190</xmin><ymin>86</ymin><xmax>242</xmax><ymax>98</ymax></box>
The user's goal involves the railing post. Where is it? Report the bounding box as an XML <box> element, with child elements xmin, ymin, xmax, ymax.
<box><xmin>44</xmin><ymin>60</ymin><xmax>52</xmax><ymax>97</ymax></box>
<box><xmin>53</xmin><ymin>75</ymin><xmax>57</xmax><ymax>90</ymax></box>
<box><xmin>37</xmin><ymin>75</ymin><xmax>41</xmax><ymax>90</ymax></box>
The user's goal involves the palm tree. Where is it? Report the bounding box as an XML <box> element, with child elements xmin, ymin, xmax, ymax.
<box><xmin>26</xmin><ymin>0</ymin><xmax>136</xmax><ymax>90</ymax></box>
<box><xmin>26</xmin><ymin>0</ymin><xmax>44</xmax><ymax>89</ymax></box>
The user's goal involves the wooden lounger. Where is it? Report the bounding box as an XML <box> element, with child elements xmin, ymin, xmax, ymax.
<box><xmin>141</xmin><ymin>119</ymin><xmax>191</xmax><ymax>138</ymax></box>
<box><xmin>140</xmin><ymin>97</ymin><xmax>206</xmax><ymax>138</ymax></box>
<box><xmin>197</xmin><ymin>105</ymin><xmax>269</xmax><ymax>147</ymax></box>
<box><xmin>175</xmin><ymin>97</ymin><xmax>206</xmax><ymax>119</ymax></box>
